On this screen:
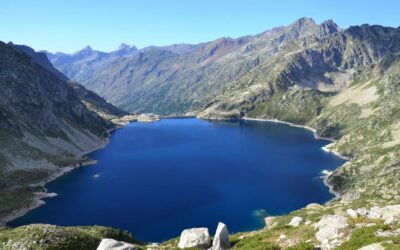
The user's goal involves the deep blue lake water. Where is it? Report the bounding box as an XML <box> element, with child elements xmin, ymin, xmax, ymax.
<box><xmin>10</xmin><ymin>118</ymin><xmax>345</xmax><ymax>242</ymax></box>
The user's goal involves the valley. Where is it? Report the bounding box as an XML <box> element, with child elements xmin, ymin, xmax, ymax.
<box><xmin>0</xmin><ymin>16</ymin><xmax>399</xmax><ymax>249</ymax></box>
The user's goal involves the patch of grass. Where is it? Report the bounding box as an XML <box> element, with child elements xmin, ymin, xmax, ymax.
<box><xmin>335</xmin><ymin>224</ymin><xmax>387</xmax><ymax>250</ymax></box>
<box><xmin>248</xmin><ymin>89</ymin><xmax>325</xmax><ymax>125</ymax></box>
<box><xmin>286</xmin><ymin>241</ymin><xmax>314</xmax><ymax>250</ymax></box>
<box><xmin>0</xmin><ymin>224</ymin><xmax>141</xmax><ymax>250</ymax></box>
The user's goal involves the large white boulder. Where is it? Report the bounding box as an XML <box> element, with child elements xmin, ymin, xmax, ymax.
<box><xmin>306</xmin><ymin>203</ymin><xmax>323</xmax><ymax>210</ymax></box>
<box><xmin>346</xmin><ymin>208</ymin><xmax>358</xmax><ymax>218</ymax></box>
<box><xmin>264</xmin><ymin>216</ymin><xmax>277</xmax><ymax>229</ymax></box>
<box><xmin>178</xmin><ymin>227</ymin><xmax>211</xmax><ymax>249</ymax></box>
<box><xmin>212</xmin><ymin>222</ymin><xmax>230</xmax><ymax>250</ymax></box>
<box><xmin>97</xmin><ymin>238</ymin><xmax>137</xmax><ymax>250</ymax></box>
<box><xmin>288</xmin><ymin>216</ymin><xmax>303</xmax><ymax>227</ymax></box>
<box><xmin>358</xmin><ymin>243</ymin><xmax>385</xmax><ymax>250</ymax></box>
<box><xmin>314</xmin><ymin>215</ymin><xmax>348</xmax><ymax>246</ymax></box>
<box><xmin>368</xmin><ymin>204</ymin><xmax>400</xmax><ymax>221</ymax></box>
<box><xmin>356</xmin><ymin>208</ymin><xmax>368</xmax><ymax>217</ymax></box>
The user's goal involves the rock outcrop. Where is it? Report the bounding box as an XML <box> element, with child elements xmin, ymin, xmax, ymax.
<box><xmin>314</xmin><ymin>215</ymin><xmax>348</xmax><ymax>249</ymax></box>
<box><xmin>264</xmin><ymin>216</ymin><xmax>278</xmax><ymax>229</ymax></box>
<box><xmin>97</xmin><ymin>238</ymin><xmax>138</xmax><ymax>250</ymax></box>
<box><xmin>358</xmin><ymin>243</ymin><xmax>385</xmax><ymax>250</ymax></box>
<box><xmin>178</xmin><ymin>228</ymin><xmax>211</xmax><ymax>249</ymax></box>
<box><xmin>212</xmin><ymin>222</ymin><xmax>230</xmax><ymax>250</ymax></box>
<box><xmin>288</xmin><ymin>216</ymin><xmax>303</xmax><ymax>227</ymax></box>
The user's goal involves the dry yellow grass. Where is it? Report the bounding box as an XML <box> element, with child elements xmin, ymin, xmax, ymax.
<box><xmin>329</xmin><ymin>80</ymin><xmax>378</xmax><ymax>107</ymax></box>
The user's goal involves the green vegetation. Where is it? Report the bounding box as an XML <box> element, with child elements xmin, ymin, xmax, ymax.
<box><xmin>0</xmin><ymin>224</ymin><xmax>141</xmax><ymax>250</ymax></box>
<box><xmin>335</xmin><ymin>225</ymin><xmax>385</xmax><ymax>250</ymax></box>
<box><xmin>285</xmin><ymin>242</ymin><xmax>314</xmax><ymax>250</ymax></box>
<box><xmin>0</xmin><ymin>187</ymin><xmax>37</xmax><ymax>218</ymax></box>
<box><xmin>248</xmin><ymin>89</ymin><xmax>326</xmax><ymax>125</ymax></box>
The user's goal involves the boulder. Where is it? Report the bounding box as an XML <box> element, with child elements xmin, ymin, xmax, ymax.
<box><xmin>212</xmin><ymin>222</ymin><xmax>230</xmax><ymax>250</ymax></box>
<box><xmin>346</xmin><ymin>209</ymin><xmax>358</xmax><ymax>218</ymax></box>
<box><xmin>314</xmin><ymin>215</ymin><xmax>348</xmax><ymax>244</ymax></box>
<box><xmin>264</xmin><ymin>216</ymin><xmax>278</xmax><ymax>229</ymax></box>
<box><xmin>97</xmin><ymin>238</ymin><xmax>137</xmax><ymax>250</ymax></box>
<box><xmin>356</xmin><ymin>208</ymin><xmax>368</xmax><ymax>217</ymax></box>
<box><xmin>367</xmin><ymin>206</ymin><xmax>382</xmax><ymax>219</ymax></box>
<box><xmin>384</xmin><ymin>216</ymin><xmax>395</xmax><ymax>225</ymax></box>
<box><xmin>358</xmin><ymin>243</ymin><xmax>385</xmax><ymax>250</ymax></box>
<box><xmin>368</xmin><ymin>204</ymin><xmax>400</xmax><ymax>221</ymax></box>
<box><xmin>178</xmin><ymin>228</ymin><xmax>211</xmax><ymax>249</ymax></box>
<box><xmin>288</xmin><ymin>216</ymin><xmax>303</xmax><ymax>227</ymax></box>
<box><xmin>306</xmin><ymin>203</ymin><xmax>323</xmax><ymax>210</ymax></box>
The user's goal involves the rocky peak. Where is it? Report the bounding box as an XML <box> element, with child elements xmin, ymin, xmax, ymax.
<box><xmin>292</xmin><ymin>17</ymin><xmax>317</xmax><ymax>29</ymax></box>
<box><xmin>73</xmin><ymin>45</ymin><xmax>94</xmax><ymax>57</ymax></box>
<box><xmin>282</xmin><ymin>17</ymin><xmax>320</xmax><ymax>39</ymax></box>
<box><xmin>320</xmin><ymin>19</ymin><xmax>339</xmax><ymax>35</ymax></box>
<box><xmin>112</xmin><ymin>43</ymin><xmax>137</xmax><ymax>56</ymax></box>
<box><xmin>117</xmin><ymin>43</ymin><xmax>130</xmax><ymax>50</ymax></box>
<box><xmin>283</xmin><ymin>17</ymin><xmax>339</xmax><ymax>39</ymax></box>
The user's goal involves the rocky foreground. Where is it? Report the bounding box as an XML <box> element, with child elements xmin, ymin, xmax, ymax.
<box><xmin>2</xmin><ymin>203</ymin><xmax>400</xmax><ymax>249</ymax></box>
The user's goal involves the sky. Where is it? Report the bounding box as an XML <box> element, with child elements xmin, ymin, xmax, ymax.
<box><xmin>1</xmin><ymin>0</ymin><xmax>399</xmax><ymax>53</ymax></box>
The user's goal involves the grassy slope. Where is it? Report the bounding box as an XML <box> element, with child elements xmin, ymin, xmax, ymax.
<box><xmin>0</xmin><ymin>224</ymin><xmax>141</xmax><ymax>250</ymax></box>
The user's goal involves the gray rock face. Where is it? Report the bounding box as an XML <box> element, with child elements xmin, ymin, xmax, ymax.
<box><xmin>178</xmin><ymin>228</ymin><xmax>211</xmax><ymax>249</ymax></box>
<box><xmin>314</xmin><ymin>215</ymin><xmax>348</xmax><ymax>249</ymax></box>
<box><xmin>0</xmin><ymin>42</ymin><xmax>125</xmax><ymax>218</ymax></box>
<box><xmin>96</xmin><ymin>238</ymin><xmax>137</xmax><ymax>250</ymax></box>
<box><xmin>212</xmin><ymin>222</ymin><xmax>230</xmax><ymax>250</ymax></box>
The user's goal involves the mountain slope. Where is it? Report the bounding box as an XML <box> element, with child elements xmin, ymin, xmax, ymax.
<box><xmin>0</xmin><ymin>42</ymin><xmax>126</xmax><ymax>221</ymax></box>
<box><xmin>47</xmin><ymin>18</ymin><xmax>400</xmax><ymax>203</ymax></box>
<box><xmin>44</xmin><ymin>44</ymin><xmax>138</xmax><ymax>83</ymax></box>
<box><xmin>47</xmin><ymin>18</ymin><xmax>346</xmax><ymax>115</ymax></box>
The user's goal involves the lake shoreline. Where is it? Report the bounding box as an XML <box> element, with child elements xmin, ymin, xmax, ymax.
<box><xmin>0</xmin><ymin>125</ymin><xmax>122</xmax><ymax>227</ymax></box>
<box><xmin>3</xmin><ymin>116</ymin><xmax>346</xmax><ymax>239</ymax></box>
<box><xmin>242</xmin><ymin>117</ymin><xmax>348</xmax><ymax>199</ymax></box>
<box><xmin>200</xmin><ymin>116</ymin><xmax>348</xmax><ymax>199</ymax></box>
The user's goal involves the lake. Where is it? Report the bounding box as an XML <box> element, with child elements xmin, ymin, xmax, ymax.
<box><xmin>9</xmin><ymin>118</ymin><xmax>345</xmax><ymax>242</ymax></box>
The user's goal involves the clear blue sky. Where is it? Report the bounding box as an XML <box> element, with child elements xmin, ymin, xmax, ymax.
<box><xmin>1</xmin><ymin>0</ymin><xmax>399</xmax><ymax>53</ymax></box>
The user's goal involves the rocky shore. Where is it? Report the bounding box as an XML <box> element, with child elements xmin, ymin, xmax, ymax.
<box><xmin>0</xmin><ymin>113</ymin><xmax>161</xmax><ymax>228</ymax></box>
<box><xmin>202</xmin><ymin>116</ymin><xmax>349</xmax><ymax>197</ymax></box>
<box><xmin>0</xmin><ymin>139</ymin><xmax>108</xmax><ymax>227</ymax></box>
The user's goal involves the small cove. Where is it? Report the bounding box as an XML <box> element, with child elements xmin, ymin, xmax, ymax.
<box><xmin>9</xmin><ymin>118</ymin><xmax>346</xmax><ymax>242</ymax></box>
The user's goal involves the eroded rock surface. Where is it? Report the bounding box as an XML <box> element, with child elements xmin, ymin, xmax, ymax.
<box><xmin>212</xmin><ymin>222</ymin><xmax>230</xmax><ymax>250</ymax></box>
<box><xmin>178</xmin><ymin>228</ymin><xmax>211</xmax><ymax>249</ymax></box>
<box><xmin>97</xmin><ymin>238</ymin><xmax>137</xmax><ymax>250</ymax></box>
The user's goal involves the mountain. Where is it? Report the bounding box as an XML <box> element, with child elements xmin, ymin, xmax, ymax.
<box><xmin>2</xmin><ymin>17</ymin><xmax>400</xmax><ymax>249</ymax></box>
<box><xmin>43</xmin><ymin>44</ymin><xmax>138</xmax><ymax>84</ymax></box>
<box><xmin>47</xmin><ymin>17</ymin><xmax>400</xmax><ymax>205</ymax></box>
<box><xmin>46</xmin><ymin>18</ymin><xmax>344</xmax><ymax>115</ymax></box>
<box><xmin>0</xmin><ymin>42</ymin><xmax>126</xmax><ymax>221</ymax></box>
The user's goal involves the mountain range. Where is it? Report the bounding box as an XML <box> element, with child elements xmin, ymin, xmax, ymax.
<box><xmin>44</xmin><ymin>17</ymin><xmax>399</xmax><ymax>117</ymax></box>
<box><xmin>44</xmin><ymin>16</ymin><xmax>400</xmax><ymax>213</ymax></box>
<box><xmin>0</xmin><ymin>17</ymin><xmax>400</xmax><ymax>249</ymax></box>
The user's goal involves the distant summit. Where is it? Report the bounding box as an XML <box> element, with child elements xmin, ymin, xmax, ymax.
<box><xmin>112</xmin><ymin>43</ymin><xmax>137</xmax><ymax>56</ymax></box>
<box><xmin>73</xmin><ymin>45</ymin><xmax>94</xmax><ymax>57</ymax></box>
